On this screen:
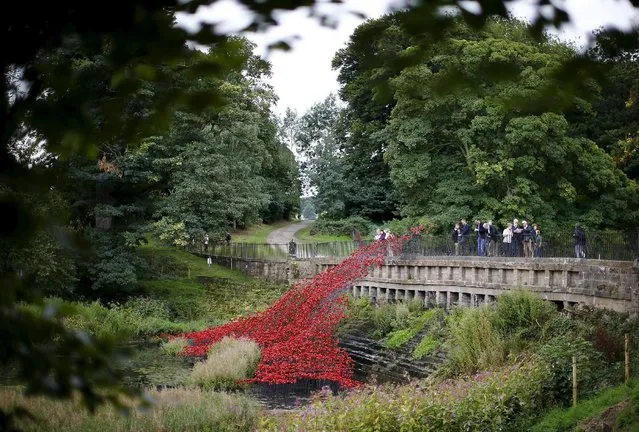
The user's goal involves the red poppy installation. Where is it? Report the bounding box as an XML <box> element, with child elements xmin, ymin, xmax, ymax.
<box><xmin>180</xmin><ymin>234</ymin><xmax>410</xmax><ymax>388</ymax></box>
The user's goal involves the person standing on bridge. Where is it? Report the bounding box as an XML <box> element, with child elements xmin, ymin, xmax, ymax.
<box><xmin>574</xmin><ymin>224</ymin><xmax>587</xmax><ymax>258</ymax></box>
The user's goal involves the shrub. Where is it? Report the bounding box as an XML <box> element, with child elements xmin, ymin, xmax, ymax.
<box><xmin>262</xmin><ymin>361</ymin><xmax>547</xmax><ymax>432</ymax></box>
<box><xmin>161</xmin><ymin>337</ymin><xmax>188</xmax><ymax>356</ymax></box>
<box><xmin>534</xmin><ymin>335</ymin><xmax>609</xmax><ymax>407</ymax></box>
<box><xmin>494</xmin><ymin>290</ymin><xmax>556</xmax><ymax>342</ymax></box>
<box><xmin>444</xmin><ymin>306</ymin><xmax>506</xmax><ymax>375</ymax></box>
<box><xmin>309</xmin><ymin>216</ymin><xmax>373</xmax><ymax>237</ymax></box>
<box><xmin>188</xmin><ymin>337</ymin><xmax>261</xmax><ymax>391</ymax></box>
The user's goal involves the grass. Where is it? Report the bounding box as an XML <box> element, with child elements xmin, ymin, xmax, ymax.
<box><xmin>531</xmin><ymin>380</ymin><xmax>637</xmax><ymax>432</ymax></box>
<box><xmin>188</xmin><ymin>337</ymin><xmax>261</xmax><ymax>391</ymax></box>
<box><xmin>0</xmin><ymin>387</ymin><xmax>259</xmax><ymax>432</ymax></box>
<box><xmin>161</xmin><ymin>337</ymin><xmax>188</xmax><ymax>356</ymax></box>
<box><xmin>231</xmin><ymin>220</ymin><xmax>299</xmax><ymax>243</ymax></box>
<box><xmin>42</xmin><ymin>235</ymin><xmax>289</xmax><ymax>340</ymax></box>
<box><xmin>138</xmin><ymin>235</ymin><xmax>287</xmax><ymax>323</ymax></box>
<box><xmin>294</xmin><ymin>224</ymin><xmax>352</xmax><ymax>242</ymax></box>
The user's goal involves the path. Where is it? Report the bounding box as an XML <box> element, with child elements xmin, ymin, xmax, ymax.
<box><xmin>266</xmin><ymin>220</ymin><xmax>312</xmax><ymax>246</ymax></box>
<box><xmin>267</xmin><ymin>220</ymin><xmax>313</xmax><ymax>255</ymax></box>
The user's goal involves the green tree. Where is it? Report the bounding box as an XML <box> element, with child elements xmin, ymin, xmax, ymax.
<box><xmin>296</xmin><ymin>95</ymin><xmax>348</xmax><ymax>219</ymax></box>
<box><xmin>383</xmin><ymin>18</ymin><xmax>639</xmax><ymax>231</ymax></box>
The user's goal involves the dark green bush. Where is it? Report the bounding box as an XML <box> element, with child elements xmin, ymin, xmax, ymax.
<box><xmin>309</xmin><ymin>216</ymin><xmax>373</xmax><ymax>237</ymax></box>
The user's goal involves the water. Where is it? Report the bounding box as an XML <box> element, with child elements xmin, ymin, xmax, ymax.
<box><xmin>0</xmin><ymin>341</ymin><xmax>395</xmax><ymax>411</ymax></box>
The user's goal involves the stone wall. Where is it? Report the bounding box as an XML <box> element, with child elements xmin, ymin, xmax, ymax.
<box><xmin>206</xmin><ymin>253</ymin><xmax>639</xmax><ymax>315</ymax></box>
<box><xmin>208</xmin><ymin>255</ymin><xmax>290</xmax><ymax>284</ymax></box>
<box><xmin>309</xmin><ymin>256</ymin><xmax>639</xmax><ymax>316</ymax></box>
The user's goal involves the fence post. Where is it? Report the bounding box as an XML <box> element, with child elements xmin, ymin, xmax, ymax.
<box><xmin>626</xmin><ymin>333</ymin><xmax>630</xmax><ymax>386</ymax></box>
<box><xmin>572</xmin><ymin>354</ymin><xmax>578</xmax><ymax>407</ymax></box>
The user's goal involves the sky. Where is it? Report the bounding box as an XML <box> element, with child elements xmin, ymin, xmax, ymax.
<box><xmin>176</xmin><ymin>0</ymin><xmax>639</xmax><ymax>116</ymax></box>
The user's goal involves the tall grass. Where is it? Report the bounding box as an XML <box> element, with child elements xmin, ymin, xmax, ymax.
<box><xmin>445</xmin><ymin>306</ymin><xmax>507</xmax><ymax>374</ymax></box>
<box><xmin>261</xmin><ymin>361</ymin><xmax>547</xmax><ymax>432</ymax></box>
<box><xmin>188</xmin><ymin>337</ymin><xmax>261</xmax><ymax>391</ymax></box>
<box><xmin>0</xmin><ymin>387</ymin><xmax>259</xmax><ymax>432</ymax></box>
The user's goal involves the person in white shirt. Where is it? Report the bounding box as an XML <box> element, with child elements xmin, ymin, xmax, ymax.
<box><xmin>502</xmin><ymin>222</ymin><xmax>513</xmax><ymax>257</ymax></box>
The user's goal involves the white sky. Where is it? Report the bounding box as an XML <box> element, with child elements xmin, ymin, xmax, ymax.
<box><xmin>177</xmin><ymin>0</ymin><xmax>639</xmax><ymax>115</ymax></box>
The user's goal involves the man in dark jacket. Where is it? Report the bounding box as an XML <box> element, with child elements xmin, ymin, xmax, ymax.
<box><xmin>459</xmin><ymin>219</ymin><xmax>470</xmax><ymax>255</ymax></box>
<box><xmin>574</xmin><ymin>224</ymin><xmax>586</xmax><ymax>258</ymax></box>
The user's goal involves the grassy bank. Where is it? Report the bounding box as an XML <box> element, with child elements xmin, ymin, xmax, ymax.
<box><xmin>0</xmin><ymin>387</ymin><xmax>259</xmax><ymax>432</ymax></box>
<box><xmin>46</xmin><ymin>236</ymin><xmax>288</xmax><ymax>340</ymax></box>
<box><xmin>531</xmin><ymin>380</ymin><xmax>638</xmax><ymax>432</ymax></box>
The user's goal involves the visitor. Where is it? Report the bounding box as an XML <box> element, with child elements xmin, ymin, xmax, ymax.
<box><xmin>459</xmin><ymin>218</ymin><xmax>470</xmax><ymax>255</ymax></box>
<box><xmin>502</xmin><ymin>222</ymin><xmax>513</xmax><ymax>256</ymax></box>
<box><xmin>475</xmin><ymin>219</ymin><xmax>487</xmax><ymax>256</ymax></box>
<box><xmin>451</xmin><ymin>223</ymin><xmax>460</xmax><ymax>256</ymax></box>
<box><xmin>352</xmin><ymin>228</ymin><xmax>363</xmax><ymax>249</ymax></box>
<box><xmin>207</xmin><ymin>256</ymin><xmax>212</xmax><ymax>267</ymax></box>
<box><xmin>204</xmin><ymin>234</ymin><xmax>209</xmax><ymax>252</ymax></box>
<box><xmin>522</xmin><ymin>220</ymin><xmax>534</xmax><ymax>258</ymax></box>
<box><xmin>534</xmin><ymin>229</ymin><xmax>543</xmax><ymax>257</ymax></box>
<box><xmin>511</xmin><ymin>219</ymin><xmax>523</xmax><ymax>257</ymax></box>
<box><xmin>486</xmin><ymin>220</ymin><xmax>499</xmax><ymax>257</ymax></box>
<box><xmin>225</xmin><ymin>232</ymin><xmax>232</xmax><ymax>246</ymax></box>
<box><xmin>574</xmin><ymin>224</ymin><xmax>587</xmax><ymax>258</ymax></box>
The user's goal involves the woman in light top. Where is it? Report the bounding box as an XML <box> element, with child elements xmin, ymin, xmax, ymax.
<box><xmin>502</xmin><ymin>222</ymin><xmax>513</xmax><ymax>257</ymax></box>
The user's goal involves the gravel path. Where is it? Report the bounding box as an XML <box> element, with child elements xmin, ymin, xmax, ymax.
<box><xmin>266</xmin><ymin>220</ymin><xmax>313</xmax><ymax>246</ymax></box>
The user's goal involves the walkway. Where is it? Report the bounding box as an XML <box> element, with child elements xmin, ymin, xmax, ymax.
<box><xmin>266</xmin><ymin>220</ymin><xmax>312</xmax><ymax>253</ymax></box>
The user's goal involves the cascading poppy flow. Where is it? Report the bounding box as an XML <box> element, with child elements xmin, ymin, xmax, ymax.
<box><xmin>180</xmin><ymin>230</ymin><xmax>419</xmax><ymax>388</ymax></box>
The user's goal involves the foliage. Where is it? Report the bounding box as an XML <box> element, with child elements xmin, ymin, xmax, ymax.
<box><xmin>160</xmin><ymin>337</ymin><xmax>188</xmax><ymax>356</ymax></box>
<box><xmin>385</xmin><ymin>309</ymin><xmax>439</xmax><ymax>349</ymax></box>
<box><xmin>295</xmin><ymin>95</ymin><xmax>348</xmax><ymax>218</ymax></box>
<box><xmin>413</xmin><ymin>335</ymin><xmax>439</xmax><ymax>359</ymax></box>
<box><xmin>615</xmin><ymin>383</ymin><xmax>639</xmax><ymax>431</ymax></box>
<box><xmin>187</xmin><ymin>337</ymin><xmax>261</xmax><ymax>391</ymax></box>
<box><xmin>309</xmin><ymin>216</ymin><xmax>374</xmax><ymax>238</ymax></box>
<box><xmin>48</xmin><ymin>298</ymin><xmax>207</xmax><ymax>340</ymax></box>
<box><xmin>261</xmin><ymin>361</ymin><xmax>547</xmax><ymax>432</ymax></box>
<box><xmin>5</xmin><ymin>0</ymin><xmax>639</xmax><ymax>421</ymax></box>
<box><xmin>381</xmin><ymin>18</ymin><xmax>639</xmax><ymax>231</ymax></box>
<box><xmin>530</xmin><ymin>381</ymin><xmax>636</xmax><ymax>432</ymax></box>
<box><xmin>0</xmin><ymin>387</ymin><xmax>259</xmax><ymax>432</ymax></box>
<box><xmin>444</xmin><ymin>306</ymin><xmax>508</xmax><ymax>375</ymax></box>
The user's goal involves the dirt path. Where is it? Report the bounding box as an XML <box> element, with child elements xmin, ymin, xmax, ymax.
<box><xmin>266</xmin><ymin>220</ymin><xmax>312</xmax><ymax>246</ymax></box>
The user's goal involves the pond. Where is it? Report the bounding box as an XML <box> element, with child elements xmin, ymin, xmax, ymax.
<box><xmin>0</xmin><ymin>341</ymin><xmax>399</xmax><ymax>411</ymax></box>
<box><xmin>119</xmin><ymin>341</ymin><xmax>390</xmax><ymax>410</ymax></box>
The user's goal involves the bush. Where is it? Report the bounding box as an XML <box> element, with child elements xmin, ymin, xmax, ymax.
<box><xmin>0</xmin><ymin>387</ymin><xmax>259</xmax><ymax>432</ymax></box>
<box><xmin>188</xmin><ymin>337</ymin><xmax>261</xmax><ymax>391</ymax></box>
<box><xmin>262</xmin><ymin>361</ymin><xmax>547</xmax><ymax>432</ymax></box>
<box><xmin>59</xmin><ymin>298</ymin><xmax>208</xmax><ymax>339</ymax></box>
<box><xmin>161</xmin><ymin>337</ymin><xmax>188</xmax><ymax>356</ymax></box>
<box><xmin>309</xmin><ymin>216</ymin><xmax>373</xmax><ymax>238</ymax></box>
<box><xmin>444</xmin><ymin>306</ymin><xmax>507</xmax><ymax>375</ymax></box>
<box><xmin>533</xmin><ymin>335</ymin><xmax>609</xmax><ymax>407</ymax></box>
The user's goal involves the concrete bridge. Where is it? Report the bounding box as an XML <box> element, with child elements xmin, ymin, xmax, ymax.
<box><xmin>207</xmin><ymin>254</ymin><xmax>639</xmax><ymax>316</ymax></box>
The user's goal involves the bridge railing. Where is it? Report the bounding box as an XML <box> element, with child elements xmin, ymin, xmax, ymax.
<box><xmin>191</xmin><ymin>231</ymin><xmax>638</xmax><ymax>261</ymax></box>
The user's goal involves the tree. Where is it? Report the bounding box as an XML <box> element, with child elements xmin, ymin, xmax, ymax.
<box><xmin>382</xmin><ymin>18</ymin><xmax>639</xmax><ymax>231</ymax></box>
<box><xmin>296</xmin><ymin>95</ymin><xmax>348</xmax><ymax>219</ymax></box>
<box><xmin>4</xmin><ymin>0</ymin><xmax>639</xmax><ymax>421</ymax></box>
